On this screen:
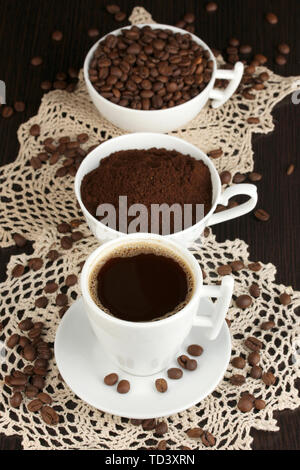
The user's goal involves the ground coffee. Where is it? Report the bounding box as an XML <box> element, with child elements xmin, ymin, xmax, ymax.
<box><xmin>80</xmin><ymin>147</ymin><xmax>212</xmax><ymax>234</ymax></box>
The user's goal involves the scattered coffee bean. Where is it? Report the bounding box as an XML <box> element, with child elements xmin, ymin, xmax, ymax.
<box><xmin>30</xmin><ymin>157</ymin><xmax>42</xmax><ymax>170</ymax></box>
<box><xmin>114</xmin><ymin>11</ymin><xmax>127</xmax><ymax>22</ymax></box>
<box><xmin>229</xmin><ymin>374</ymin><xmax>245</xmax><ymax>386</ymax></box>
<box><xmin>260</xmin><ymin>321</ymin><xmax>275</xmax><ymax>331</ymax></box>
<box><xmin>230</xmin><ymin>260</ymin><xmax>244</xmax><ymax>271</ymax></box>
<box><xmin>131</xmin><ymin>419</ymin><xmax>142</xmax><ymax>426</ymax></box>
<box><xmin>44</xmin><ymin>282</ymin><xmax>58</xmax><ymax>293</ymax></box>
<box><xmin>233</xmin><ymin>173</ymin><xmax>246</xmax><ymax>183</ymax></box>
<box><xmin>32</xmin><ymin>375</ymin><xmax>45</xmax><ymax>389</ymax></box>
<box><xmin>7</xmin><ymin>334</ymin><xmax>20</xmax><ymax>349</ymax></box>
<box><xmin>41</xmin><ymin>80</ymin><xmax>52</xmax><ymax>91</ymax></box>
<box><xmin>47</xmin><ymin>250</ymin><xmax>60</xmax><ymax>261</ymax></box>
<box><xmin>31</xmin><ymin>56</ymin><xmax>43</xmax><ymax>66</ymax></box>
<box><xmin>278</xmin><ymin>43</ymin><xmax>290</xmax><ymax>55</ymax></box>
<box><xmin>186</xmin><ymin>427</ymin><xmax>203</xmax><ymax>438</ymax></box>
<box><xmin>28</xmin><ymin>258</ymin><xmax>43</xmax><ymax>271</ymax></box>
<box><xmin>18</xmin><ymin>318</ymin><xmax>34</xmax><ymax>331</ymax></box>
<box><xmin>206</xmin><ymin>2</ymin><xmax>218</xmax><ymax>12</ymax></box>
<box><xmin>13</xmin><ymin>233</ymin><xmax>27</xmax><ymax>247</ymax></box>
<box><xmin>187</xmin><ymin>344</ymin><xmax>203</xmax><ymax>357</ymax></box>
<box><xmin>23</xmin><ymin>344</ymin><xmax>37</xmax><ymax>361</ymax></box>
<box><xmin>1</xmin><ymin>106</ymin><xmax>14</xmax><ymax>118</ymax></box>
<box><xmin>155</xmin><ymin>378</ymin><xmax>168</xmax><ymax>393</ymax></box>
<box><xmin>248</xmin><ymin>262</ymin><xmax>262</xmax><ymax>272</ymax></box>
<box><xmin>52</xmin><ymin>30</ymin><xmax>63</xmax><ymax>41</ymax></box>
<box><xmin>12</xmin><ymin>264</ymin><xmax>25</xmax><ymax>278</ymax></box>
<box><xmin>61</xmin><ymin>236</ymin><xmax>73</xmax><ymax>250</ymax></box>
<box><xmin>106</xmin><ymin>4</ymin><xmax>120</xmax><ymax>14</ymax></box>
<box><xmin>57</xmin><ymin>222</ymin><xmax>71</xmax><ymax>233</ymax></box>
<box><xmin>250</xmin><ymin>365</ymin><xmax>262</xmax><ymax>379</ymax></box>
<box><xmin>88</xmin><ymin>28</ymin><xmax>100</xmax><ymax>38</ymax></box>
<box><xmin>275</xmin><ymin>55</ymin><xmax>287</xmax><ymax>65</ymax></box>
<box><xmin>254</xmin><ymin>54</ymin><xmax>267</xmax><ymax>65</ymax></box>
<box><xmin>27</xmin><ymin>398</ymin><xmax>43</xmax><ymax>412</ymax></box>
<box><xmin>25</xmin><ymin>385</ymin><xmax>39</xmax><ymax>398</ymax></box>
<box><xmin>177</xmin><ymin>355</ymin><xmax>197</xmax><ymax>371</ymax></box>
<box><xmin>157</xmin><ymin>440</ymin><xmax>168</xmax><ymax>450</ymax></box>
<box><xmin>220</xmin><ymin>170</ymin><xmax>231</xmax><ymax>185</ymax></box>
<box><xmin>262</xmin><ymin>371</ymin><xmax>276</xmax><ymax>386</ymax></box>
<box><xmin>65</xmin><ymin>274</ymin><xmax>78</xmax><ymax>286</ymax></box>
<box><xmin>41</xmin><ymin>406</ymin><xmax>59</xmax><ymax>425</ymax></box>
<box><xmin>240</xmin><ymin>44</ymin><xmax>252</xmax><ymax>54</ymax></box>
<box><xmin>231</xmin><ymin>356</ymin><xmax>246</xmax><ymax>369</ymax></box>
<box><xmin>155</xmin><ymin>421</ymin><xmax>168</xmax><ymax>436</ymax></box>
<box><xmin>14</xmin><ymin>101</ymin><xmax>26</xmax><ymax>112</ymax></box>
<box><xmin>104</xmin><ymin>373</ymin><xmax>118</xmax><ymax>386</ymax></box>
<box><xmin>142</xmin><ymin>418</ymin><xmax>156</xmax><ymax>431</ymax></box>
<box><xmin>208</xmin><ymin>148</ymin><xmax>223</xmax><ymax>159</ymax></box>
<box><xmin>266</xmin><ymin>12</ymin><xmax>278</xmax><ymax>25</ymax></box>
<box><xmin>19</xmin><ymin>336</ymin><xmax>30</xmax><ymax>348</ymax></box>
<box><xmin>248</xmin><ymin>172</ymin><xmax>262</xmax><ymax>182</ymax></box>
<box><xmin>247</xmin><ymin>117</ymin><xmax>260</xmax><ymax>125</ymax></box>
<box><xmin>286</xmin><ymin>163</ymin><xmax>295</xmax><ymax>175</ymax></box>
<box><xmin>279</xmin><ymin>292</ymin><xmax>291</xmax><ymax>305</ymax></box>
<box><xmin>244</xmin><ymin>336</ymin><xmax>263</xmax><ymax>352</ymax></box>
<box><xmin>71</xmin><ymin>231</ymin><xmax>83</xmax><ymax>242</ymax></box>
<box><xmin>117</xmin><ymin>379</ymin><xmax>130</xmax><ymax>394</ymax></box>
<box><xmin>254</xmin><ymin>399</ymin><xmax>266</xmax><ymax>410</ymax></box>
<box><xmin>201</xmin><ymin>431</ymin><xmax>216</xmax><ymax>447</ymax></box>
<box><xmin>248</xmin><ymin>351</ymin><xmax>260</xmax><ymax>366</ymax></box>
<box><xmin>217</xmin><ymin>264</ymin><xmax>232</xmax><ymax>276</ymax></box>
<box><xmin>35</xmin><ymin>296</ymin><xmax>48</xmax><ymax>308</ymax></box>
<box><xmin>167</xmin><ymin>368</ymin><xmax>183</xmax><ymax>379</ymax></box>
<box><xmin>56</xmin><ymin>293</ymin><xmax>68</xmax><ymax>306</ymax></box>
<box><xmin>37</xmin><ymin>392</ymin><xmax>52</xmax><ymax>405</ymax></box>
<box><xmin>237</xmin><ymin>396</ymin><xmax>253</xmax><ymax>412</ymax></box>
<box><xmin>254</xmin><ymin>209</ymin><xmax>270</xmax><ymax>222</ymax></box>
<box><xmin>10</xmin><ymin>392</ymin><xmax>23</xmax><ymax>408</ymax></box>
<box><xmin>249</xmin><ymin>283</ymin><xmax>260</xmax><ymax>298</ymax></box>
<box><xmin>236</xmin><ymin>294</ymin><xmax>252</xmax><ymax>309</ymax></box>
<box><xmin>30</xmin><ymin>124</ymin><xmax>41</xmax><ymax>137</ymax></box>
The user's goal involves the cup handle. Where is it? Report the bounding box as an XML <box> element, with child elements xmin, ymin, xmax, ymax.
<box><xmin>209</xmin><ymin>62</ymin><xmax>244</xmax><ymax>108</ymax></box>
<box><xmin>193</xmin><ymin>276</ymin><xmax>234</xmax><ymax>340</ymax></box>
<box><xmin>207</xmin><ymin>183</ymin><xmax>257</xmax><ymax>227</ymax></box>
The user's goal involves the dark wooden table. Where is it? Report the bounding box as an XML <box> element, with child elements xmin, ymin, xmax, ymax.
<box><xmin>0</xmin><ymin>0</ymin><xmax>299</xmax><ymax>450</ymax></box>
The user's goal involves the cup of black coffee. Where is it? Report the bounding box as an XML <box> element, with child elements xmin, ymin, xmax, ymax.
<box><xmin>81</xmin><ymin>233</ymin><xmax>233</xmax><ymax>376</ymax></box>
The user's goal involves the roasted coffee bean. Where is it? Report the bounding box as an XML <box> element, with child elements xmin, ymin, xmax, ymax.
<box><xmin>34</xmin><ymin>358</ymin><xmax>48</xmax><ymax>369</ymax></box>
<box><xmin>32</xmin><ymin>375</ymin><xmax>45</xmax><ymax>389</ymax></box>
<box><xmin>65</xmin><ymin>274</ymin><xmax>78</xmax><ymax>286</ymax></box>
<box><xmin>260</xmin><ymin>321</ymin><xmax>275</xmax><ymax>331</ymax></box>
<box><xmin>167</xmin><ymin>368</ymin><xmax>183</xmax><ymax>379</ymax></box>
<box><xmin>262</xmin><ymin>372</ymin><xmax>276</xmax><ymax>386</ymax></box>
<box><xmin>230</xmin><ymin>260</ymin><xmax>244</xmax><ymax>271</ymax></box>
<box><xmin>142</xmin><ymin>418</ymin><xmax>156</xmax><ymax>431</ymax></box>
<box><xmin>7</xmin><ymin>334</ymin><xmax>20</xmax><ymax>349</ymax></box>
<box><xmin>231</xmin><ymin>356</ymin><xmax>246</xmax><ymax>369</ymax></box>
<box><xmin>278</xmin><ymin>43</ymin><xmax>290</xmax><ymax>55</ymax></box>
<box><xmin>114</xmin><ymin>11</ymin><xmax>126</xmax><ymax>22</ymax></box>
<box><xmin>208</xmin><ymin>148</ymin><xmax>223</xmax><ymax>159</ymax></box>
<box><xmin>106</xmin><ymin>4</ymin><xmax>120</xmax><ymax>14</ymax></box>
<box><xmin>233</xmin><ymin>172</ymin><xmax>246</xmax><ymax>183</ymax></box>
<box><xmin>237</xmin><ymin>396</ymin><xmax>253</xmax><ymax>412</ymax></box>
<box><xmin>25</xmin><ymin>385</ymin><xmax>39</xmax><ymax>398</ymax></box>
<box><xmin>12</xmin><ymin>264</ymin><xmax>25</xmax><ymax>278</ymax></box>
<box><xmin>217</xmin><ymin>264</ymin><xmax>232</xmax><ymax>276</ymax></box>
<box><xmin>201</xmin><ymin>431</ymin><xmax>216</xmax><ymax>447</ymax></box>
<box><xmin>131</xmin><ymin>419</ymin><xmax>142</xmax><ymax>426</ymax></box>
<box><xmin>10</xmin><ymin>392</ymin><xmax>22</xmax><ymax>408</ymax></box>
<box><xmin>41</xmin><ymin>81</ymin><xmax>52</xmax><ymax>91</ymax></box>
<box><xmin>71</xmin><ymin>231</ymin><xmax>83</xmax><ymax>241</ymax></box>
<box><xmin>286</xmin><ymin>163</ymin><xmax>295</xmax><ymax>175</ymax></box>
<box><xmin>155</xmin><ymin>421</ymin><xmax>168</xmax><ymax>436</ymax></box>
<box><xmin>31</xmin><ymin>56</ymin><xmax>43</xmax><ymax>66</ymax></box>
<box><xmin>35</xmin><ymin>296</ymin><xmax>48</xmax><ymax>308</ymax></box>
<box><xmin>155</xmin><ymin>378</ymin><xmax>168</xmax><ymax>393</ymax></box>
<box><xmin>242</xmin><ymin>89</ymin><xmax>255</xmax><ymax>100</ymax></box>
<box><xmin>244</xmin><ymin>336</ymin><xmax>262</xmax><ymax>352</ymax></box>
<box><xmin>44</xmin><ymin>282</ymin><xmax>58</xmax><ymax>293</ymax></box>
<box><xmin>88</xmin><ymin>28</ymin><xmax>100</xmax><ymax>38</ymax></box>
<box><xmin>220</xmin><ymin>170</ymin><xmax>231</xmax><ymax>185</ymax></box>
<box><xmin>183</xmin><ymin>12</ymin><xmax>195</xmax><ymax>24</ymax></box>
<box><xmin>19</xmin><ymin>318</ymin><xmax>34</xmax><ymax>331</ymax></box>
<box><xmin>2</xmin><ymin>105</ymin><xmax>14</xmax><ymax>118</ymax></box>
<box><xmin>240</xmin><ymin>44</ymin><xmax>252</xmax><ymax>54</ymax></box>
<box><xmin>20</xmin><ymin>337</ymin><xmax>30</xmax><ymax>348</ymax></box>
<box><xmin>248</xmin><ymin>171</ymin><xmax>262</xmax><ymax>182</ymax></box>
<box><xmin>41</xmin><ymin>406</ymin><xmax>59</xmax><ymax>425</ymax></box>
<box><xmin>37</xmin><ymin>393</ymin><xmax>52</xmax><ymax>404</ymax></box>
<box><xmin>28</xmin><ymin>258</ymin><xmax>43</xmax><ymax>271</ymax></box>
<box><xmin>23</xmin><ymin>345</ymin><xmax>37</xmax><ymax>361</ymax></box>
<box><xmin>56</xmin><ymin>293</ymin><xmax>68</xmax><ymax>306</ymax></box>
<box><xmin>177</xmin><ymin>355</ymin><xmax>197</xmax><ymax>371</ymax></box>
<box><xmin>33</xmin><ymin>367</ymin><xmax>47</xmax><ymax>376</ymax></box>
<box><xmin>30</xmin><ymin>157</ymin><xmax>42</xmax><ymax>170</ymax></box>
<box><xmin>254</xmin><ymin>54</ymin><xmax>267</xmax><ymax>65</ymax></box>
<box><xmin>59</xmin><ymin>306</ymin><xmax>68</xmax><ymax>318</ymax></box>
<box><xmin>117</xmin><ymin>379</ymin><xmax>130</xmax><ymax>394</ymax></box>
<box><xmin>47</xmin><ymin>250</ymin><xmax>60</xmax><ymax>261</ymax></box>
<box><xmin>104</xmin><ymin>373</ymin><xmax>118</xmax><ymax>386</ymax></box>
<box><xmin>29</xmin><ymin>124</ymin><xmax>40</xmax><ymax>136</ymax></box>
<box><xmin>10</xmin><ymin>375</ymin><xmax>27</xmax><ymax>386</ymax></box>
<box><xmin>13</xmin><ymin>233</ymin><xmax>27</xmax><ymax>247</ymax></box>
<box><xmin>14</xmin><ymin>101</ymin><xmax>26</xmax><ymax>112</ymax></box>
<box><xmin>49</xmin><ymin>152</ymin><xmax>60</xmax><ymax>165</ymax></box>
<box><xmin>236</xmin><ymin>295</ymin><xmax>252</xmax><ymax>309</ymax></box>
<box><xmin>206</xmin><ymin>2</ymin><xmax>218</xmax><ymax>12</ymax></box>
<box><xmin>57</xmin><ymin>222</ymin><xmax>71</xmax><ymax>233</ymax></box>
<box><xmin>279</xmin><ymin>292</ymin><xmax>291</xmax><ymax>305</ymax></box>
<box><xmin>187</xmin><ymin>344</ymin><xmax>203</xmax><ymax>357</ymax></box>
<box><xmin>157</xmin><ymin>440</ymin><xmax>167</xmax><ymax>450</ymax></box>
<box><xmin>254</xmin><ymin>399</ymin><xmax>266</xmax><ymax>410</ymax></box>
<box><xmin>241</xmin><ymin>391</ymin><xmax>255</xmax><ymax>402</ymax></box>
<box><xmin>61</xmin><ymin>236</ymin><xmax>73</xmax><ymax>250</ymax></box>
<box><xmin>28</xmin><ymin>327</ymin><xmax>42</xmax><ymax>340</ymax></box>
<box><xmin>266</xmin><ymin>12</ymin><xmax>278</xmax><ymax>25</ymax></box>
<box><xmin>28</xmin><ymin>398</ymin><xmax>43</xmax><ymax>412</ymax></box>
<box><xmin>186</xmin><ymin>427</ymin><xmax>203</xmax><ymax>438</ymax></box>
<box><xmin>23</xmin><ymin>365</ymin><xmax>34</xmax><ymax>375</ymax></box>
<box><xmin>248</xmin><ymin>351</ymin><xmax>260</xmax><ymax>366</ymax></box>
<box><xmin>247</xmin><ymin>117</ymin><xmax>260</xmax><ymax>125</ymax></box>
<box><xmin>275</xmin><ymin>55</ymin><xmax>287</xmax><ymax>66</ymax></box>
<box><xmin>249</xmin><ymin>283</ymin><xmax>260</xmax><ymax>298</ymax></box>
<box><xmin>250</xmin><ymin>365</ymin><xmax>262</xmax><ymax>379</ymax></box>
<box><xmin>52</xmin><ymin>30</ymin><xmax>63</xmax><ymax>41</ymax></box>
<box><xmin>248</xmin><ymin>262</ymin><xmax>262</xmax><ymax>272</ymax></box>
<box><xmin>229</xmin><ymin>374</ymin><xmax>245</xmax><ymax>386</ymax></box>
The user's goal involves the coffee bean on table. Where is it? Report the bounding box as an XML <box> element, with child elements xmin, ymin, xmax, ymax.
<box><xmin>155</xmin><ymin>378</ymin><xmax>168</xmax><ymax>393</ymax></box>
<box><xmin>12</xmin><ymin>264</ymin><xmax>25</xmax><ymax>278</ymax></box>
<box><xmin>25</xmin><ymin>385</ymin><xmax>39</xmax><ymax>398</ymax></box>
<box><xmin>28</xmin><ymin>258</ymin><xmax>43</xmax><ymax>271</ymax></box>
<box><xmin>7</xmin><ymin>334</ymin><xmax>20</xmax><ymax>348</ymax></box>
<box><xmin>13</xmin><ymin>233</ymin><xmax>27</xmax><ymax>247</ymax></box>
<box><xmin>250</xmin><ymin>365</ymin><xmax>262</xmax><ymax>379</ymax></box>
<box><xmin>56</xmin><ymin>293</ymin><xmax>68</xmax><ymax>306</ymax></box>
<box><xmin>10</xmin><ymin>392</ymin><xmax>23</xmax><ymax>408</ymax></box>
<box><xmin>71</xmin><ymin>231</ymin><xmax>83</xmax><ymax>242</ymax></box>
<box><xmin>2</xmin><ymin>106</ymin><xmax>14</xmax><ymax>118</ymax></box>
<box><xmin>114</xmin><ymin>11</ymin><xmax>127</xmax><ymax>22</ymax></box>
<box><xmin>231</xmin><ymin>357</ymin><xmax>246</xmax><ymax>369</ymax></box>
<box><xmin>104</xmin><ymin>373</ymin><xmax>118</xmax><ymax>386</ymax></box>
<box><xmin>186</xmin><ymin>428</ymin><xmax>204</xmax><ymax>438</ymax></box>
<box><xmin>61</xmin><ymin>236</ymin><xmax>73</xmax><ymax>249</ymax></box>
<box><xmin>229</xmin><ymin>374</ymin><xmax>245</xmax><ymax>386</ymax></box>
<box><xmin>44</xmin><ymin>282</ymin><xmax>58</xmax><ymax>293</ymax></box>
<box><xmin>57</xmin><ymin>222</ymin><xmax>71</xmax><ymax>233</ymax></box>
<box><xmin>278</xmin><ymin>43</ymin><xmax>290</xmax><ymax>55</ymax></box>
<box><xmin>279</xmin><ymin>292</ymin><xmax>291</xmax><ymax>305</ymax></box>
<box><xmin>230</xmin><ymin>260</ymin><xmax>244</xmax><ymax>271</ymax></box>
<box><xmin>155</xmin><ymin>421</ymin><xmax>168</xmax><ymax>436</ymax></box>
<box><xmin>37</xmin><ymin>392</ymin><xmax>52</xmax><ymax>405</ymax></box>
<box><xmin>65</xmin><ymin>274</ymin><xmax>77</xmax><ymax>286</ymax></box>
<box><xmin>220</xmin><ymin>171</ymin><xmax>231</xmax><ymax>184</ymax></box>
<box><xmin>248</xmin><ymin>171</ymin><xmax>262</xmax><ymax>182</ymax></box>
<box><xmin>183</xmin><ymin>12</ymin><xmax>195</xmax><ymax>24</ymax></box>
<box><xmin>187</xmin><ymin>344</ymin><xmax>203</xmax><ymax>357</ymax></box>
<box><xmin>240</xmin><ymin>44</ymin><xmax>252</xmax><ymax>54</ymax></box>
<box><xmin>41</xmin><ymin>81</ymin><xmax>52</xmax><ymax>91</ymax></box>
<box><xmin>27</xmin><ymin>398</ymin><xmax>43</xmax><ymax>412</ymax></box>
<box><xmin>286</xmin><ymin>164</ymin><xmax>295</xmax><ymax>175</ymax></box>
<box><xmin>52</xmin><ymin>30</ymin><xmax>63</xmax><ymax>41</ymax></box>
<box><xmin>117</xmin><ymin>380</ymin><xmax>130</xmax><ymax>394</ymax></box>
<box><xmin>23</xmin><ymin>345</ymin><xmax>37</xmax><ymax>361</ymax></box>
<box><xmin>35</xmin><ymin>296</ymin><xmax>48</xmax><ymax>308</ymax></box>
<box><xmin>30</xmin><ymin>56</ymin><xmax>43</xmax><ymax>66</ymax></box>
<box><xmin>30</xmin><ymin>157</ymin><xmax>42</xmax><ymax>170</ymax></box>
<box><xmin>248</xmin><ymin>351</ymin><xmax>260</xmax><ymax>366</ymax></box>
<box><xmin>206</xmin><ymin>2</ymin><xmax>218</xmax><ymax>12</ymax></box>
<box><xmin>260</xmin><ymin>321</ymin><xmax>275</xmax><ymax>331</ymax></box>
<box><xmin>167</xmin><ymin>368</ymin><xmax>183</xmax><ymax>379</ymax></box>
<box><xmin>32</xmin><ymin>375</ymin><xmax>45</xmax><ymax>390</ymax></box>
<box><xmin>47</xmin><ymin>250</ymin><xmax>60</xmax><ymax>261</ymax></box>
<box><xmin>14</xmin><ymin>101</ymin><xmax>26</xmax><ymax>112</ymax></box>
<box><xmin>41</xmin><ymin>406</ymin><xmax>59</xmax><ymax>425</ymax></box>
<box><xmin>262</xmin><ymin>372</ymin><xmax>276</xmax><ymax>386</ymax></box>
<box><xmin>237</xmin><ymin>396</ymin><xmax>253</xmax><ymax>412</ymax></box>
<box><xmin>158</xmin><ymin>440</ymin><xmax>168</xmax><ymax>450</ymax></box>
<box><xmin>20</xmin><ymin>336</ymin><xmax>30</xmax><ymax>348</ymax></box>
<box><xmin>106</xmin><ymin>4</ymin><xmax>120</xmax><ymax>14</ymax></box>
<box><xmin>275</xmin><ymin>55</ymin><xmax>287</xmax><ymax>66</ymax></box>
<box><xmin>217</xmin><ymin>264</ymin><xmax>232</xmax><ymax>276</ymax></box>
<box><xmin>131</xmin><ymin>419</ymin><xmax>142</xmax><ymax>426</ymax></box>
<box><xmin>142</xmin><ymin>418</ymin><xmax>156</xmax><ymax>431</ymax></box>
<box><xmin>19</xmin><ymin>318</ymin><xmax>34</xmax><ymax>331</ymax></box>
<box><xmin>236</xmin><ymin>294</ymin><xmax>252</xmax><ymax>309</ymax></box>
<box><xmin>266</xmin><ymin>12</ymin><xmax>278</xmax><ymax>25</ymax></box>
<box><xmin>249</xmin><ymin>283</ymin><xmax>260</xmax><ymax>298</ymax></box>
<box><xmin>233</xmin><ymin>173</ymin><xmax>246</xmax><ymax>183</ymax></box>
<box><xmin>201</xmin><ymin>431</ymin><xmax>216</xmax><ymax>447</ymax></box>
<box><xmin>248</xmin><ymin>262</ymin><xmax>262</xmax><ymax>272</ymax></box>
<box><xmin>88</xmin><ymin>28</ymin><xmax>100</xmax><ymax>38</ymax></box>
<box><xmin>244</xmin><ymin>336</ymin><xmax>263</xmax><ymax>352</ymax></box>
<box><xmin>208</xmin><ymin>149</ymin><xmax>223</xmax><ymax>159</ymax></box>
<box><xmin>254</xmin><ymin>399</ymin><xmax>266</xmax><ymax>410</ymax></box>
<box><xmin>29</xmin><ymin>124</ymin><xmax>40</xmax><ymax>136</ymax></box>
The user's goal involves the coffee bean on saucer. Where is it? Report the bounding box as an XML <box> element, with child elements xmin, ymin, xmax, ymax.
<box><xmin>275</xmin><ymin>55</ymin><xmax>287</xmax><ymax>65</ymax></box>
<box><xmin>254</xmin><ymin>399</ymin><xmax>266</xmax><ymax>410</ymax></box>
<box><xmin>237</xmin><ymin>396</ymin><xmax>253</xmax><ymax>412</ymax></box>
<box><xmin>230</xmin><ymin>260</ymin><xmax>244</xmax><ymax>271</ymax></box>
<box><xmin>10</xmin><ymin>392</ymin><xmax>23</xmax><ymax>408</ymax></box>
<box><xmin>167</xmin><ymin>368</ymin><xmax>183</xmax><ymax>379</ymax></box>
<box><xmin>117</xmin><ymin>379</ymin><xmax>130</xmax><ymax>394</ymax></box>
<box><xmin>201</xmin><ymin>431</ymin><xmax>216</xmax><ymax>447</ymax></box>
<box><xmin>155</xmin><ymin>421</ymin><xmax>168</xmax><ymax>436</ymax></box>
<box><xmin>248</xmin><ymin>351</ymin><xmax>260</xmax><ymax>366</ymax></box>
<box><xmin>278</xmin><ymin>43</ymin><xmax>290</xmax><ymax>55</ymax></box>
<box><xmin>41</xmin><ymin>406</ymin><xmax>59</xmax><ymax>425</ymax></box>
<box><xmin>279</xmin><ymin>292</ymin><xmax>291</xmax><ymax>305</ymax></box>
<box><xmin>250</xmin><ymin>365</ymin><xmax>262</xmax><ymax>379</ymax></box>
<box><xmin>7</xmin><ymin>334</ymin><xmax>20</xmax><ymax>349</ymax></box>
<box><xmin>12</xmin><ymin>264</ymin><xmax>25</xmax><ymax>278</ymax></box>
<box><xmin>1</xmin><ymin>106</ymin><xmax>14</xmax><ymax>118</ymax></box>
<box><xmin>249</xmin><ymin>283</ymin><xmax>260</xmax><ymax>298</ymax></box>
<box><xmin>14</xmin><ymin>101</ymin><xmax>26</xmax><ymax>112</ymax></box>
<box><xmin>61</xmin><ymin>236</ymin><xmax>73</xmax><ymax>250</ymax></box>
<box><xmin>229</xmin><ymin>374</ymin><xmax>245</xmax><ymax>386</ymax></box>
<box><xmin>236</xmin><ymin>295</ymin><xmax>252</xmax><ymax>309</ymax></box>
<box><xmin>244</xmin><ymin>336</ymin><xmax>262</xmax><ymax>352</ymax></box>
<box><xmin>142</xmin><ymin>418</ymin><xmax>156</xmax><ymax>431</ymax></box>
<box><xmin>187</xmin><ymin>344</ymin><xmax>203</xmax><ymax>357</ymax></box>
<box><xmin>286</xmin><ymin>164</ymin><xmax>295</xmax><ymax>175</ymax></box>
<box><xmin>217</xmin><ymin>264</ymin><xmax>232</xmax><ymax>276</ymax></box>
<box><xmin>31</xmin><ymin>56</ymin><xmax>43</xmax><ymax>66</ymax></box>
<box><xmin>52</xmin><ymin>30</ymin><xmax>63</xmax><ymax>41</ymax></box>
<box><xmin>18</xmin><ymin>318</ymin><xmax>34</xmax><ymax>331</ymax></box>
<box><xmin>186</xmin><ymin>427</ymin><xmax>204</xmax><ymax>438</ymax></box>
<box><xmin>260</xmin><ymin>321</ymin><xmax>275</xmax><ymax>331</ymax></box>
<box><xmin>104</xmin><ymin>373</ymin><xmax>118</xmax><ymax>386</ymax></box>
<box><xmin>155</xmin><ymin>378</ymin><xmax>168</xmax><ymax>393</ymax></box>
<box><xmin>13</xmin><ymin>233</ymin><xmax>27</xmax><ymax>247</ymax></box>
<box><xmin>233</xmin><ymin>173</ymin><xmax>246</xmax><ymax>183</ymax></box>
<box><xmin>220</xmin><ymin>171</ymin><xmax>231</xmax><ymax>184</ymax></box>
<box><xmin>262</xmin><ymin>372</ymin><xmax>276</xmax><ymax>386</ymax></box>
<box><xmin>231</xmin><ymin>357</ymin><xmax>246</xmax><ymax>369</ymax></box>
<box><xmin>206</xmin><ymin>2</ymin><xmax>218</xmax><ymax>12</ymax></box>
<box><xmin>266</xmin><ymin>12</ymin><xmax>278</xmax><ymax>25</ymax></box>
<box><xmin>177</xmin><ymin>355</ymin><xmax>197</xmax><ymax>371</ymax></box>
<box><xmin>35</xmin><ymin>296</ymin><xmax>48</xmax><ymax>308</ymax></box>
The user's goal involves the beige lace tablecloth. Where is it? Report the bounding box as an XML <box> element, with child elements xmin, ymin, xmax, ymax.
<box><xmin>0</xmin><ymin>7</ymin><xmax>299</xmax><ymax>450</ymax></box>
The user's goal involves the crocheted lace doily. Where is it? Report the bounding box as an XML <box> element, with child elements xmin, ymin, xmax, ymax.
<box><xmin>0</xmin><ymin>7</ymin><xmax>299</xmax><ymax>450</ymax></box>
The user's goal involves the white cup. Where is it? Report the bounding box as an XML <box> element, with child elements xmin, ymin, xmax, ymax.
<box><xmin>83</xmin><ymin>24</ymin><xmax>244</xmax><ymax>133</ymax></box>
<box><xmin>81</xmin><ymin>233</ymin><xmax>234</xmax><ymax>376</ymax></box>
<box><xmin>75</xmin><ymin>133</ymin><xmax>258</xmax><ymax>247</ymax></box>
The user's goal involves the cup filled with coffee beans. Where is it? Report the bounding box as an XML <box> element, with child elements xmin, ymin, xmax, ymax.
<box><xmin>81</xmin><ymin>233</ymin><xmax>233</xmax><ymax>376</ymax></box>
<box><xmin>83</xmin><ymin>24</ymin><xmax>244</xmax><ymax>132</ymax></box>
<box><xmin>75</xmin><ymin>133</ymin><xmax>258</xmax><ymax>246</ymax></box>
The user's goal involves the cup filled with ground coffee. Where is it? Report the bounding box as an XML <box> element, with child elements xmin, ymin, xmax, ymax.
<box><xmin>75</xmin><ymin>133</ymin><xmax>257</xmax><ymax>246</ymax></box>
<box><xmin>81</xmin><ymin>233</ymin><xmax>234</xmax><ymax>376</ymax></box>
<box><xmin>83</xmin><ymin>24</ymin><xmax>243</xmax><ymax>132</ymax></box>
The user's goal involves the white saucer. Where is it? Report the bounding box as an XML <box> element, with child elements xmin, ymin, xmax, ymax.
<box><xmin>54</xmin><ymin>298</ymin><xmax>231</xmax><ymax>419</ymax></box>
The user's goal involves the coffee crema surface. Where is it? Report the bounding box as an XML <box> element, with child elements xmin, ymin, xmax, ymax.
<box><xmin>88</xmin><ymin>25</ymin><xmax>213</xmax><ymax>110</ymax></box>
<box><xmin>80</xmin><ymin>147</ymin><xmax>212</xmax><ymax>234</ymax></box>
<box><xmin>89</xmin><ymin>243</ymin><xmax>195</xmax><ymax>322</ymax></box>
